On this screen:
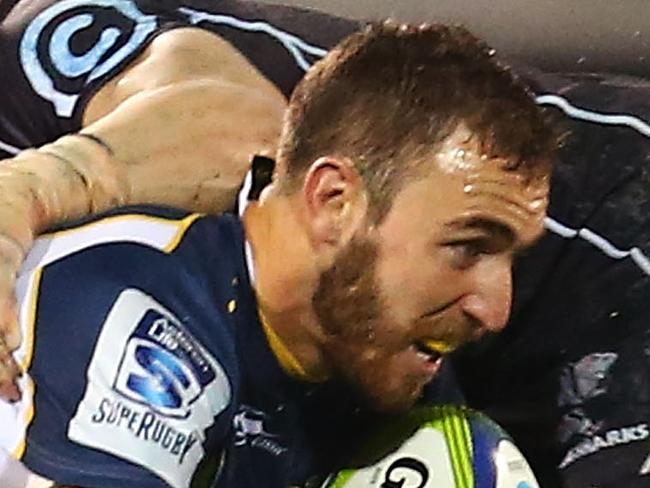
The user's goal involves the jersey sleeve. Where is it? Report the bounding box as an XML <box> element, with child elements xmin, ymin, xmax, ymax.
<box><xmin>0</xmin><ymin>0</ymin><xmax>164</xmax><ymax>153</ymax></box>
<box><xmin>2</xmin><ymin>210</ymin><xmax>239</xmax><ymax>488</ymax></box>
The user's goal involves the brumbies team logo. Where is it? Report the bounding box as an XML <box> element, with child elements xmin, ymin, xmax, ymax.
<box><xmin>233</xmin><ymin>405</ymin><xmax>287</xmax><ymax>456</ymax></box>
<box><xmin>20</xmin><ymin>0</ymin><xmax>157</xmax><ymax>117</ymax></box>
<box><xmin>69</xmin><ymin>289</ymin><xmax>231</xmax><ymax>488</ymax></box>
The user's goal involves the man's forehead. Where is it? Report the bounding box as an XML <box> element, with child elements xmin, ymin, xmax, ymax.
<box><xmin>431</xmin><ymin>124</ymin><xmax>551</xmax><ymax>187</ymax></box>
<box><xmin>427</xmin><ymin>127</ymin><xmax>551</xmax><ymax>216</ymax></box>
<box><xmin>424</xmin><ymin>159</ymin><xmax>549</xmax><ymax>248</ymax></box>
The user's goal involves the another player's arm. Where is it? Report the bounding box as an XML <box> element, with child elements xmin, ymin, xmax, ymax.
<box><xmin>82</xmin><ymin>27</ymin><xmax>286</xmax><ymax>212</ymax></box>
<box><xmin>0</xmin><ymin>27</ymin><xmax>286</xmax><ymax>397</ymax></box>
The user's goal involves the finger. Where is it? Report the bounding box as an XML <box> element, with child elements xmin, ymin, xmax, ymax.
<box><xmin>0</xmin><ymin>335</ymin><xmax>22</xmax><ymax>378</ymax></box>
<box><xmin>0</xmin><ymin>264</ymin><xmax>22</xmax><ymax>352</ymax></box>
<box><xmin>0</xmin><ymin>339</ymin><xmax>20</xmax><ymax>402</ymax></box>
<box><xmin>0</xmin><ymin>307</ymin><xmax>21</xmax><ymax>354</ymax></box>
<box><xmin>0</xmin><ymin>328</ymin><xmax>21</xmax><ymax>365</ymax></box>
<box><xmin>0</xmin><ymin>378</ymin><xmax>20</xmax><ymax>402</ymax></box>
<box><xmin>2</xmin><ymin>309</ymin><xmax>22</xmax><ymax>352</ymax></box>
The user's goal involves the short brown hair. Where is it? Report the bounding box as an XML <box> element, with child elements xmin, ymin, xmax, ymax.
<box><xmin>277</xmin><ymin>22</ymin><xmax>558</xmax><ymax>220</ymax></box>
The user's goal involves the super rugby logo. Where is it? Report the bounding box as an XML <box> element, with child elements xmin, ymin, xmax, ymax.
<box><xmin>20</xmin><ymin>0</ymin><xmax>157</xmax><ymax>117</ymax></box>
<box><xmin>68</xmin><ymin>289</ymin><xmax>231</xmax><ymax>488</ymax></box>
<box><xmin>113</xmin><ymin>309</ymin><xmax>216</xmax><ymax>419</ymax></box>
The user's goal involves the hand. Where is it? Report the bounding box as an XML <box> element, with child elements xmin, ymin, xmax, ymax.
<box><xmin>0</xmin><ymin>149</ymin><xmax>88</xmax><ymax>402</ymax></box>
<box><xmin>0</xmin><ymin>233</ymin><xmax>24</xmax><ymax>401</ymax></box>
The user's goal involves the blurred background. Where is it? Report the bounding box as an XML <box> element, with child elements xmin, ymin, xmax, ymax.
<box><xmin>257</xmin><ymin>0</ymin><xmax>650</xmax><ymax>78</ymax></box>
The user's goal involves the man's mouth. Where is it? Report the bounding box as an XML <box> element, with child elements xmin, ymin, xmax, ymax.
<box><xmin>414</xmin><ymin>339</ymin><xmax>456</xmax><ymax>363</ymax></box>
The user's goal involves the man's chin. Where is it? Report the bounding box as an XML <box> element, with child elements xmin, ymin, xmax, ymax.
<box><xmin>362</xmin><ymin>383</ymin><xmax>425</xmax><ymax>414</ymax></box>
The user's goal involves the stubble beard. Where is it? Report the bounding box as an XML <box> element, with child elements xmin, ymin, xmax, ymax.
<box><xmin>312</xmin><ymin>237</ymin><xmax>425</xmax><ymax>413</ymax></box>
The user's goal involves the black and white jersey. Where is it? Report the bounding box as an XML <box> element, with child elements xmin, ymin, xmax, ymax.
<box><xmin>0</xmin><ymin>0</ymin><xmax>359</xmax><ymax>157</ymax></box>
<box><xmin>455</xmin><ymin>70</ymin><xmax>650</xmax><ymax>487</ymax></box>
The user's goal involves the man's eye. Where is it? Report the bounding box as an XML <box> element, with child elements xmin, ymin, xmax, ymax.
<box><xmin>446</xmin><ymin>240</ymin><xmax>486</xmax><ymax>269</ymax></box>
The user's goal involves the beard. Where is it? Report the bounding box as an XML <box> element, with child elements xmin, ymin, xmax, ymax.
<box><xmin>312</xmin><ymin>236</ymin><xmax>431</xmax><ymax>413</ymax></box>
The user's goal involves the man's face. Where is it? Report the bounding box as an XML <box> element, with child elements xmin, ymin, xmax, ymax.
<box><xmin>313</xmin><ymin>131</ymin><xmax>549</xmax><ymax>412</ymax></box>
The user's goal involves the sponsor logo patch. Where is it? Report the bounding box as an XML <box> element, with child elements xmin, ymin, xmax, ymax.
<box><xmin>233</xmin><ymin>405</ymin><xmax>287</xmax><ymax>456</ymax></box>
<box><xmin>557</xmin><ymin>352</ymin><xmax>618</xmax><ymax>443</ymax></box>
<box><xmin>559</xmin><ymin>423</ymin><xmax>649</xmax><ymax>469</ymax></box>
<box><xmin>68</xmin><ymin>289</ymin><xmax>231</xmax><ymax>488</ymax></box>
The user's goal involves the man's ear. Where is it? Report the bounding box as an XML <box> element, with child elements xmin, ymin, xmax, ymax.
<box><xmin>302</xmin><ymin>156</ymin><xmax>368</xmax><ymax>250</ymax></box>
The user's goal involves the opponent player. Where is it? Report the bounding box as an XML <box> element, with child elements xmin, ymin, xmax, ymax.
<box><xmin>0</xmin><ymin>23</ymin><xmax>555</xmax><ymax>487</ymax></box>
<box><xmin>0</xmin><ymin>1</ymin><xmax>649</xmax><ymax>487</ymax></box>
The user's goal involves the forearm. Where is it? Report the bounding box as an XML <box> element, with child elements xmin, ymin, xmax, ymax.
<box><xmin>0</xmin><ymin>27</ymin><xmax>284</xmax><ymax>243</ymax></box>
<box><xmin>0</xmin><ymin>134</ymin><xmax>127</xmax><ymax>255</ymax></box>
<box><xmin>0</xmin><ymin>78</ymin><xmax>283</xmax><ymax>246</ymax></box>
<box><xmin>82</xmin><ymin>78</ymin><xmax>283</xmax><ymax>214</ymax></box>
<box><xmin>0</xmin><ymin>27</ymin><xmax>284</xmax><ymax>369</ymax></box>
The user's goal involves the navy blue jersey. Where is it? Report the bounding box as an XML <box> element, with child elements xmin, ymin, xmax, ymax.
<box><xmin>3</xmin><ymin>208</ymin><xmax>245</xmax><ymax>487</ymax></box>
<box><xmin>2</xmin><ymin>206</ymin><xmax>448</xmax><ymax>488</ymax></box>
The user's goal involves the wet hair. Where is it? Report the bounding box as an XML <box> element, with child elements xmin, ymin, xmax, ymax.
<box><xmin>277</xmin><ymin>21</ymin><xmax>558</xmax><ymax>221</ymax></box>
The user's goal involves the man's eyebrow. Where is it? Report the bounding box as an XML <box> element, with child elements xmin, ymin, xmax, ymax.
<box><xmin>444</xmin><ymin>217</ymin><xmax>515</xmax><ymax>244</ymax></box>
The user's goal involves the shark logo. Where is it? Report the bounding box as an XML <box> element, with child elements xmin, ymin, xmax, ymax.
<box><xmin>559</xmin><ymin>352</ymin><xmax>619</xmax><ymax>406</ymax></box>
<box><xmin>558</xmin><ymin>352</ymin><xmax>618</xmax><ymax>442</ymax></box>
<box><xmin>20</xmin><ymin>0</ymin><xmax>157</xmax><ymax>117</ymax></box>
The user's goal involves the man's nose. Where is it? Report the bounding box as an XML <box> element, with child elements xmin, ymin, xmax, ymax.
<box><xmin>459</xmin><ymin>258</ymin><xmax>513</xmax><ymax>333</ymax></box>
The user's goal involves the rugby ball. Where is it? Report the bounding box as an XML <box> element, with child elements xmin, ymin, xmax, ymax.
<box><xmin>323</xmin><ymin>405</ymin><xmax>539</xmax><ymax>488</ymax></box>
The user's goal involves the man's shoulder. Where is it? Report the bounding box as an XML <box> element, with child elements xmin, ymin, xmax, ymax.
<box><xmin>18</xmin><ymin>205</ymin><xmax>243</xmax><ymax>368</ymax></box>
<box><xmin>7</xmin><ymin>206</ymin><xmax>243</xmax><ymax>487</ymax></box>
<box><xmin>6</xmin><ymin>281</ymin><xmax>239</xmax><ymax>488</ymax></box>
<box><xmin>17</xmin><ymin>205</ymin><xmax>246</xmax><ymax>353</ymax></box>
<box><xmin>22</xmin><ymin>205</ymin><xmax>240</xmax><ymax>276</ymax></box>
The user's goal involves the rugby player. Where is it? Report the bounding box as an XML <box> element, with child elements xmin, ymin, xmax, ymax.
<box><xmin>0</xmin><ymin>1</ymin><xmax>649</xmax><ymax>487</ymax></box>
<box><xmin>0</xmin><ymin>22</ymin><xmax>555</xmax><ymax>487</ymax></box>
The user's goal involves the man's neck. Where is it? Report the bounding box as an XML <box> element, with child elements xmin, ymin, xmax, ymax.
<box><xmin>242</xmin><ymin>197</ymin><xmax>331</xmax><ymax>382</ymax></box>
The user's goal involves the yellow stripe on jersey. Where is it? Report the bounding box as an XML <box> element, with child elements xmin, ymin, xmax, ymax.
<box><xmin>20</xmin><ymin>269</ymin><xmax>43</xmax><ymax>373</ymax></box>
<box><xmin>164</xmin><ymin>213</ymin><xmax>202</xmax><ymax>253</ymax></box>
<box><xmin>259</xmin><ymin>310</ymin><xmax>328</xmax><ymax>383</ymax></box>
<box><xmin>21</xmin><ymin>212</ymin><xmax>203</xmax><ymax>274</ymax></box>
<box><xmin>12</xmin><ymin>268</ymin><xmax>43</xmax><ymax>459</ymax></box>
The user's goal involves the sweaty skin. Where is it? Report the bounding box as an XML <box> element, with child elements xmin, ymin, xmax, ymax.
<box><xmin>245</xmin><ymin>126</ymin><xmax>550</xmax><ymax>413</ymax></box>
<box><xmin>433</xmin><ymin>126</ymin><xmax>549</xmax><ymax>246</ymax></box>
<box><xmin>0</xmin><ymin>28</ymin><xmax>287</xmax><ymax>398</ymax></box>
